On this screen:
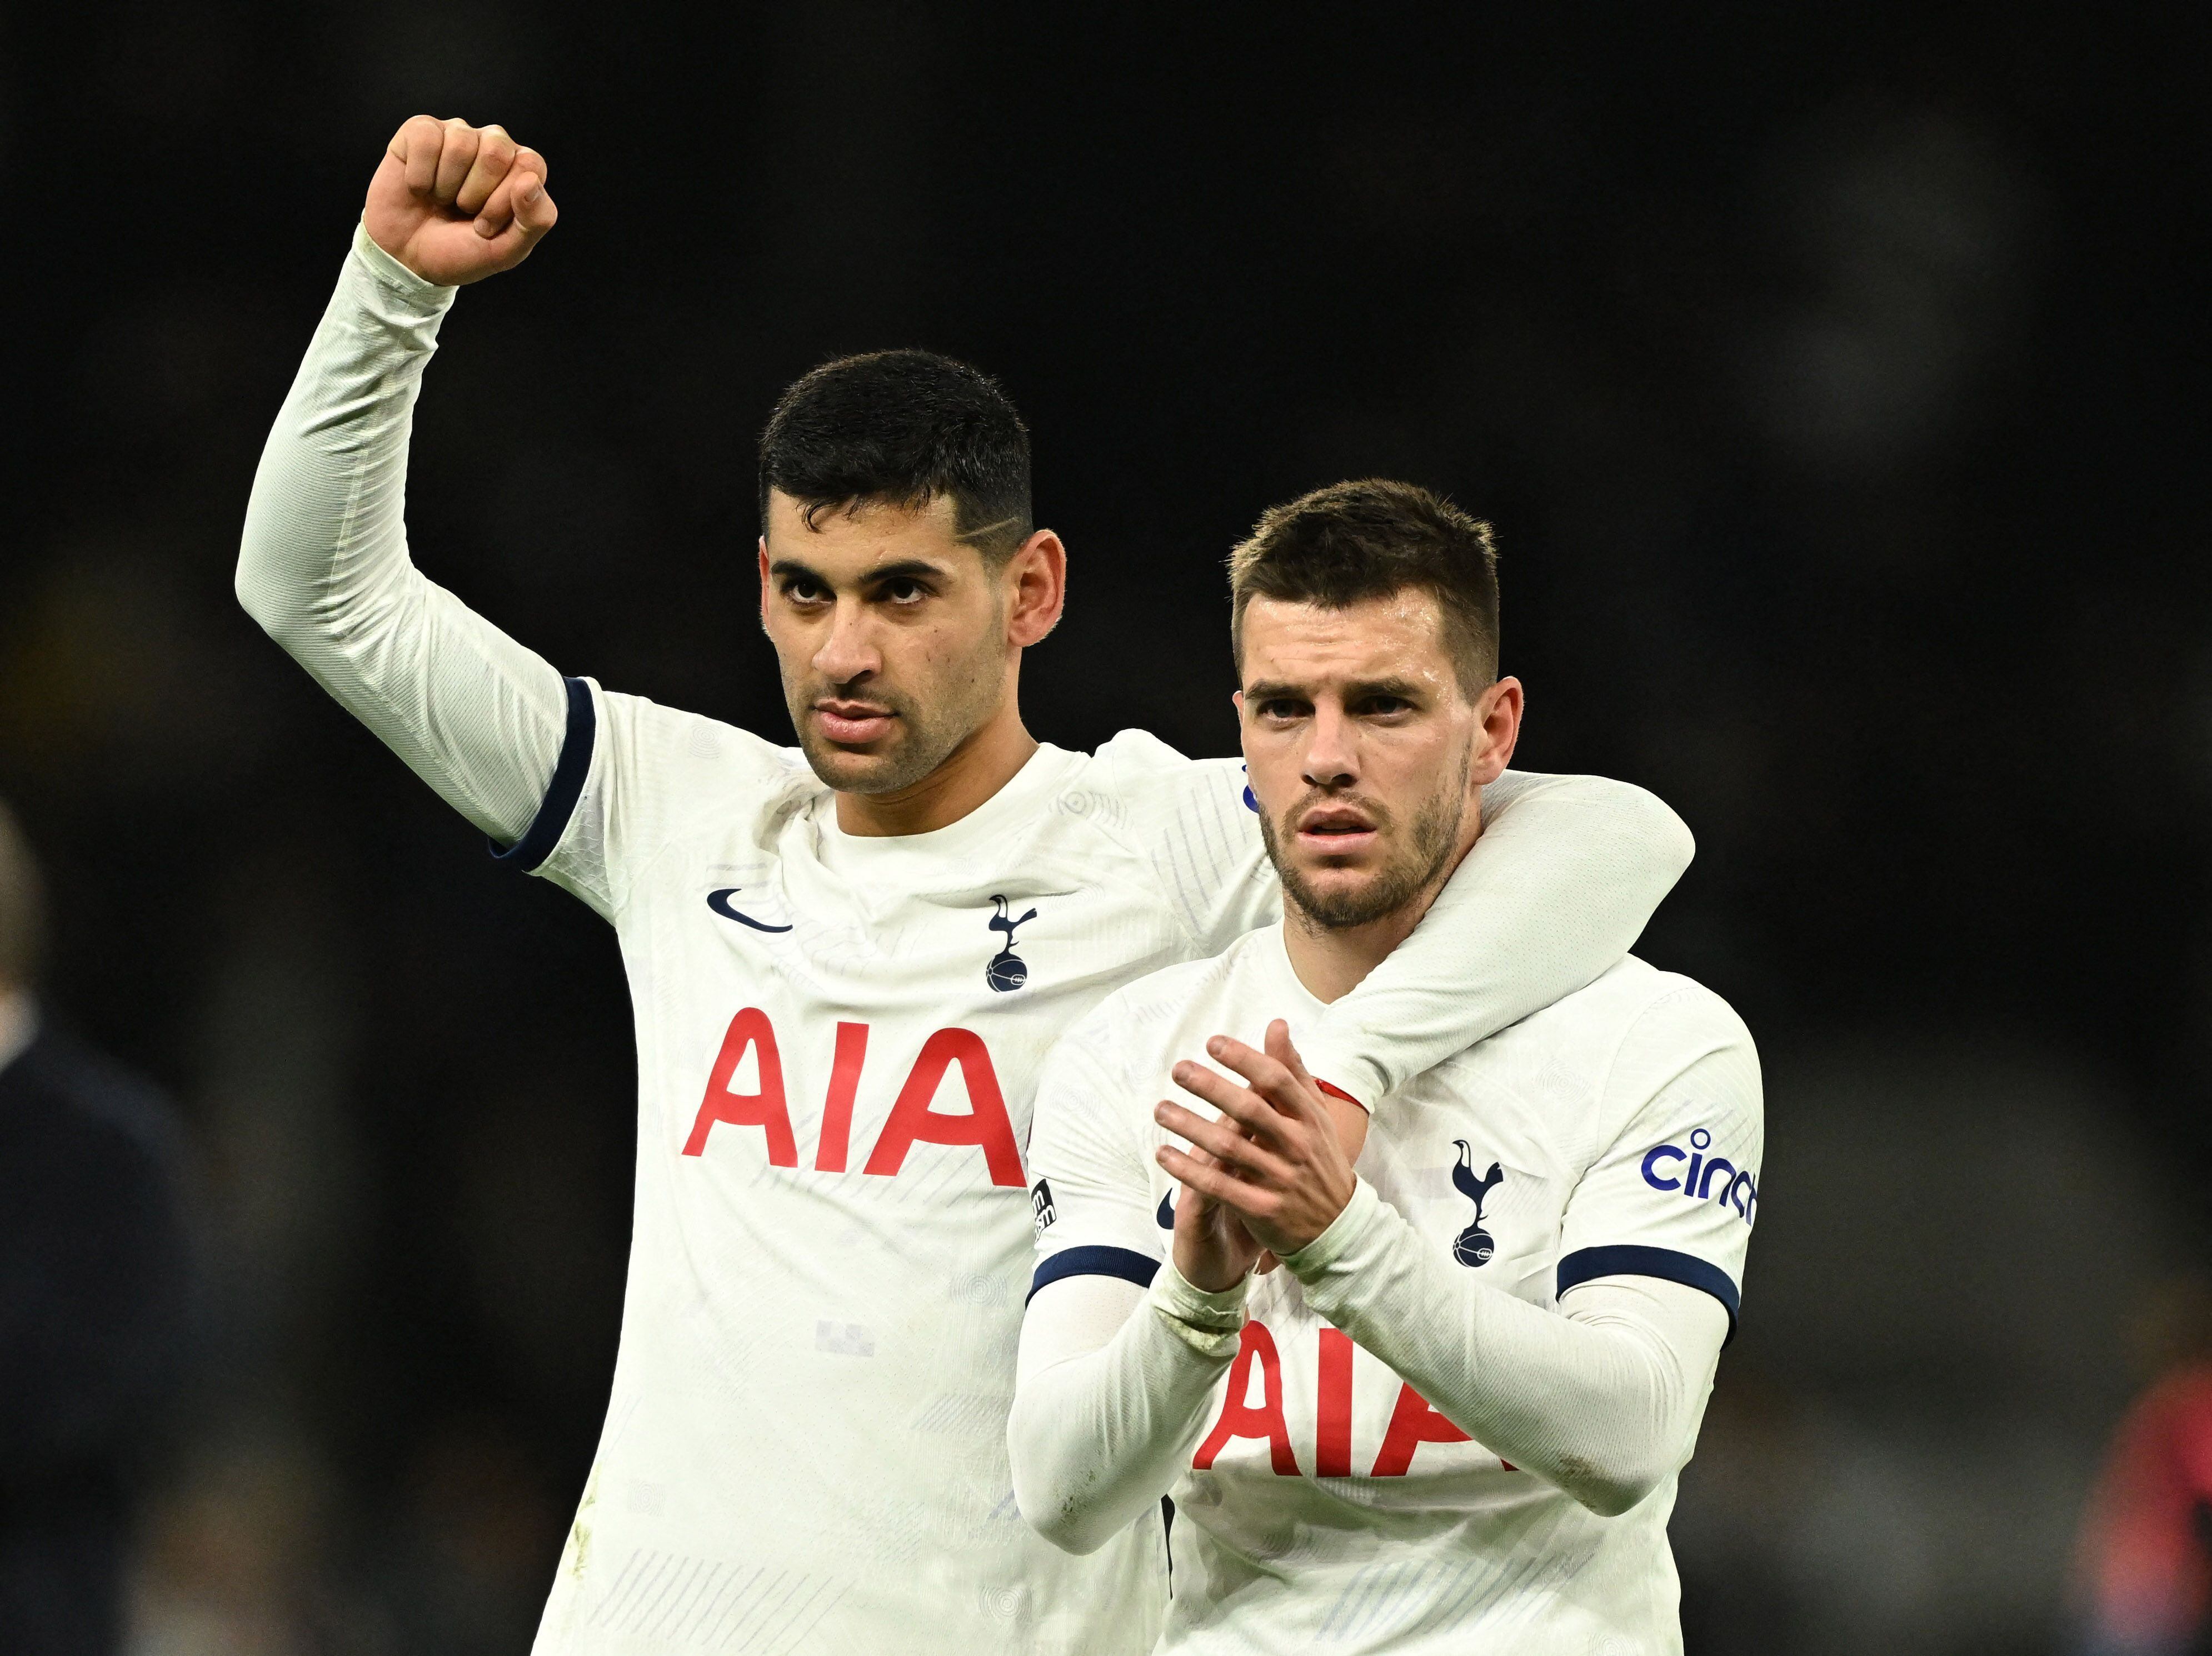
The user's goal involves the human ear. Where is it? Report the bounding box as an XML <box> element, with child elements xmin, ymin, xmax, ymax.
<box><xmin>1005</xmin><ymin>529</ymin><xmax>1067</xmax><ymax>648</ymax></box>
<box><xmin>1470</xmin><ymin>677</ymin><xmax>1524</xmax><ymax>785</ymax></box>
<box><xmin>757</xmin><ymin>540</ymin><xmax>772</xmax><ymax>634</ymax></box>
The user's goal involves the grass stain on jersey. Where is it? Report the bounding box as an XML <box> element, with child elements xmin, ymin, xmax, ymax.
<box><xmin>568</xmin><ymin>1474</ymin><xmax>598</xmax><ymax>1580</ymax></box>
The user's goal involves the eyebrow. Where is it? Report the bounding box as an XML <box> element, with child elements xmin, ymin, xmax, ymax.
<box><xmin>1244</xmin><ymin>676</ymin><xmax>1428</xmax><ymax>702</ymax></box>
<box><xmin>767</xmin><ymin>557</ymin><xmax>953</xmax><ymax>586</ymax></box>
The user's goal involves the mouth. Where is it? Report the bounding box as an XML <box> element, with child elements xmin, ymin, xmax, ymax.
<box><xmin>1292</xmin><ymin>802</ymin><xmax>1381</xmax><ymax>858</ymax></box>
<box><xmin>811</xmin><ymin>699</ymin><xmax>898</xmax><ymax>746</ymax></box>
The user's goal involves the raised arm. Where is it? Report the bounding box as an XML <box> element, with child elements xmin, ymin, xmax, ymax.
<box><xmin>237</xmin><ymin>117</ymin><xmax>565</xmax><ymax>845</ymax></box>
<box><xmin>1299</xmin><ymin>771</ymin><xmax>1693</xmax><ymax>1105</ymax></box>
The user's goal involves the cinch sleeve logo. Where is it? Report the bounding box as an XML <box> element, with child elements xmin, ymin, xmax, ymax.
<box><xmin>1640</xmin><ymin>1127</ymin><xmax>1757</xmax><ymax>1225</ymax></box>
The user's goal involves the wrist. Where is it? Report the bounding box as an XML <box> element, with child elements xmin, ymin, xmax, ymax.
<box><xmin>351</xmin><ymin>220</ymin><xmax>457</xmax><ymax>306</ymax></box>
<box><xmin>1280</xmin><ymin>1176</ymin><xmax>1380</xmax><ymax>1282</ymax></box>
<box><xmin>1148</xmin><ymin>1255</ymin><xmax>1249</xmax><ymax>1358</ymax></box>
<box><xmin>1171</xmin><ymin>1238</ymin><xmax>1249</xmax><ymax>1295</ymax></box>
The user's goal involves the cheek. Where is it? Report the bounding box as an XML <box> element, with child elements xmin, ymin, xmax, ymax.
<box><xmin>1240</xmin><ymin>733</ymin><xmax>1305</xmax><ymax>813</ymax></box>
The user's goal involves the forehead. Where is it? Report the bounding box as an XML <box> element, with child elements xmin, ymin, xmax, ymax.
<box><xmin>1238</xmin><ymin>591</ymin><xmax>1455</xmax><ymax>686</ymax></box>
<box><xmin>763</xmin><ymin>489</ymin><xmax>976</xmax><ymax>575</ymax></box>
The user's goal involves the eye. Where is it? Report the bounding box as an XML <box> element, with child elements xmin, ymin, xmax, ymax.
<box><xmin>780</xmin><ymin>574</ymin><xmax>831</xmax><ymax>606</ymax></box>
<box><xmin>1357</xmin><ymin>694</ymin><xmax>1415</xmax><ymax>718</ymax></box>
<box><xmin>880</xmin><ymin>576</ymin><xmax>930</xmax><ymax>605</ymax></box>
<box><xmin>1257</xmin><ymin>698</ymin><xmax>1310</xmax><ymax>721</ymax></box>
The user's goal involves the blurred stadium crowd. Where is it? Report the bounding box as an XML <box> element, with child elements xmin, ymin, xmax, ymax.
<box><xmin>1</xmin><ymin>5</ymin><xmax>2205</xmax><ymax>1653</ymax></box>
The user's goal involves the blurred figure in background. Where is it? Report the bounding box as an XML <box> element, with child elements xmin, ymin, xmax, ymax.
<box><xmin>0</xmin><ymin>799</ymin><xmax>196</xmax><ymax>1654</ymax></box>
<box><xmin>2074</xmin><ymin>1275</ymin><xmax>2212</xmax><ymax>1656</ymax></box>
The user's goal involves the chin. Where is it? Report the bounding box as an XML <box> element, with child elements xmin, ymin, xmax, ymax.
<box><xmin>798</xmin><ymin>741</ymin><xmax>893</xmax><ymax>791</ymax></box>
<box><xmin>1294</xmin><ymin>870</ymin><xmax>1386</xmax><ymax>917</ymax></box>
<box><xmin>801</xmin><ymin>734</ymin><xmax>946</xmax><ymax>799</ymax></box>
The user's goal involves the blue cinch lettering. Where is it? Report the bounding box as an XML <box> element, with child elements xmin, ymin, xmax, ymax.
<box><xmin>1640</xmin><ymin>1145</ymin><xmax>1686</xmax><ymax>1192</ymax></box>
<box><xmin>1696</xmin><ymin>1157</ymin><xmax>1736</xmax><ymax>1200</ymax></box>
<box><xmin>1729</xmin><ymin>1170</ymin><xmax>1757</xmax><ymax>1225</ymax></box>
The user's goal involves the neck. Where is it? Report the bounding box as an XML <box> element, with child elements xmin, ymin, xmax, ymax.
<box><xmin>1280</xmin><ymin>806</ymin><xmax>1484</xmax><ymax>1004</ymax></box>
<box><xmin>833</xmin><ymin>694</ymin><xmax>1039</xmax><ymax>837</ymax></box>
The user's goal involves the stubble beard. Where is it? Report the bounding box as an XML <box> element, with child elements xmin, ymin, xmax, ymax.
<box><xmin>1262</xmin><ymin>748</ymin><xmax>1474</xmax><ymax>933</ymax></box>
<box><xmin>783</xmin><ymin>626</ymin><xmax>1009</xmax><ymax>797</ymax></box>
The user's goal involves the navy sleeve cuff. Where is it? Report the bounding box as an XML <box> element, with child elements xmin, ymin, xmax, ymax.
<box><xmin>1028</xmin><ymin>1245</ymin><xmax>1160</xmax><ymax>1304</ymax></box>
<box><xmin>1557</xmin><ymin>1244</ymin><xmax>1741</xmax><ymax>1340</ymax></box>
<box><xmin>491</xmin><ymin>676</ymin><xmax>595</xmax><ymax>873</ymax></box>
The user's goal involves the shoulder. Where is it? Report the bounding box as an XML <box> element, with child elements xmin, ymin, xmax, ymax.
<box><xmin>1523</xmin><ymin>956</ymin><xmax>1751</xmax><ymax>1053</ymax></box>
<box><xmin>1473</xmin><ymin>959</ymin><xmax>1756</xmax><ymax>1124</ymax></box>
<box><xmin>1056</xmin><ymin>932</ymin><xmax>1264</xmax><ymax>1063</ymax></box>
<box><xmin>1060</xmin><ymin>730</ymin><xmax>1252</xmax><ymax>832</ymax></box>
<box><xmin>596</xmin><ymin>687</ymin><xmax>811</xmax><ymax>782</ymax></box>
<box><xmin>592</xmin><ymin>687</ymin><xmax>820</xmax><ymax>821</ymax></box>
<box><xmin>1565</xmin><ymin>961</ymin><xmax>1761</xmax><ymax>1140</ymax></box>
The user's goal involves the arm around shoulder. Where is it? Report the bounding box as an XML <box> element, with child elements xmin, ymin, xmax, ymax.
<box><xmin>1302</xmin><ymin>770</ymin><xmax>1694</xmax><ymax>1104</ymax></box>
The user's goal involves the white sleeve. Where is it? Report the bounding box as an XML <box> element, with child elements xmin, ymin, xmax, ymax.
<box><xmin>1014</xmin><ymin>992</ymin><xmax>1250</xmax><ymax>1553</ymax></box>
<box><xmin>1298</xmin><ymin>771</ymin><xmax>1696</xmax><ymax>1107</ymax></box>
<box><xmin>1009</xmin><ymin>1263</ymin><xmax>1249</xmax><ymax>1555</ymax></box>
<box><xmin>1279</xmin><ymin>990</ymin><xmax>1760</xmax><ymax>1517</ymax></box>
<box><xmin>1022</xmin><ymin>998</ymin><xmax>1166</xmax><ymax>1299</ymax></box>
<box><xmin>1282</xmin><ymin>1179</ymin><xmax>1730</xmax><ymax>1517</ymax></box>
<box><xmin>1555</xmin><ymin>985</ymin><xmax>1764</xmax><ymax>1317</ymax></box>
<box><xmin>236</xmin><ymin>226</ymin><xmax>571</xmax><ymax>855</ymax></box>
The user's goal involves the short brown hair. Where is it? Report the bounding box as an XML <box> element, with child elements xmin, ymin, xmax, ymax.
<box><xmin>1228</xmin><ymin>479</ymin><xmax>1500</xmax><ymax>692</ymax></box>
<box><xmin>0</xmin><ymin>799</ymin><xmax>47</xmax><ymax>990</ymax></box>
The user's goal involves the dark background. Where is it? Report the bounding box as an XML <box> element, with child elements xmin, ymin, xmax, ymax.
<box><xmin>2</xmin><ymin>5</ymin><xmax>2205</xmax><ymax>1651</ymax></box>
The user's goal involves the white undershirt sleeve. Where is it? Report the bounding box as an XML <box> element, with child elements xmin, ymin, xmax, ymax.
<box><xmin>1010</xmin><ymin>1264</ymin><xmax>1247</xmax><ymax>1556</ymax></box>
<box><xmin>1282</xmin><ymin>1179</ymin><xmax>1729</xmax><ymax>1517</ymax></box>
<box><xmin>1300</xmin><ymin>771</ymin><xmax>1696</xmax><ymax>1107</ymax></box>
<box><xmin>236</xmin><ymin>224</ymin><xmax>570</xmax><ymax>845</ymax></box>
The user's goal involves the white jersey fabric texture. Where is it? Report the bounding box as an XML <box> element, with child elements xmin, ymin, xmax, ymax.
<box><xmin>1017</xmin><ymin>926</ymin><xmax>1760</xmax><ymax>1655</ymax></box>
<box><xmin>236</xmin><ymin>226</ymin><xmax>1699</xmax><ymax>1656</ymax></box>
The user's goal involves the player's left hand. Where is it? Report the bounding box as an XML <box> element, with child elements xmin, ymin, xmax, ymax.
<box><xmin>1155</xmin><ymin>1021</ymin><xmax>1360</xmax><ymax>1262</ymax></box>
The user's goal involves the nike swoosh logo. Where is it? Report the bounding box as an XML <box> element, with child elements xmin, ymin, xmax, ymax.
<box><xmin>1156</xmin><ymin>1192</ymin><xmax>1174</xmax><ymax>1229</ymax></box>
<box><xmin>706</xmin><ymin>888</ymin><xmax>793</xmax><ymax>933</ymax></box>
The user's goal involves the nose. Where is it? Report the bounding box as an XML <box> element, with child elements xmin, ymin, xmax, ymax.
<box><xmin>812</xmin><ymin>598</ymin><xmax>881</xmax><ymax>687</ymax></box>
<box><xmin>1301</xmin><ymin>703</ymin><xmax>1358</xmax><ymax>789</ymax></box>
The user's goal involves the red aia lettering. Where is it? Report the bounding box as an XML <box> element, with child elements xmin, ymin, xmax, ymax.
<box><xmin>682</xmin><ymin>1007</ymin><xmax>796</xmax><ymax>1165</ymax></box>
<box><xmin>812</xmin><ymin>1022</ymin><xmax>870</xmax><ymax>1173</ymax></box>
<box><xmin>1192</xmin><ymin>1322</ymin><xmax>1299</xmax><ymax>1475</ymax></box>
<box><xmin>861</xmin><ymin>1028</ymin><xmax>1025</xmax><ymax>1188</ymax></box>
<box><xmin>1315</xmin><ymin>1327</ymin><xmax>1355</xmax><ymax>1477</ymax></box>
<box><xmin>1370</xmin><ymin>1381</ymin><xmax>1472</xmax><ymax>1477</ymax></box>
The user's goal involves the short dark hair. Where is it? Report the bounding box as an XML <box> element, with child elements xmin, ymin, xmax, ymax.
<box><xmin>758</xmin><ymin>349</ymin><xmax>1032</xmax><ymax>561</ymax></box>
<box><xmin>1228</xmin><ymin>479</ymin><xmax>1500</xmax><ymax>692</ymax></box>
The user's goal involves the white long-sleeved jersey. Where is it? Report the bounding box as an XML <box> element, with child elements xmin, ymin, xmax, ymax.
<box><xmin>236</xmin><ymin>225</ymin><xmax>1698</xmax><ymax>1656</ymax></box>
<box><xmin>1014</xmin><ymin>927</ymin><xmax>1760</xmax><ymax>1655</ymax></box>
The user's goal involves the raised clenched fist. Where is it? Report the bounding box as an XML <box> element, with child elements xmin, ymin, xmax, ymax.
<box><xmin>364</xmin><ymin>115</ymin><xmax>558</xmax><ymax>286</ymax></box>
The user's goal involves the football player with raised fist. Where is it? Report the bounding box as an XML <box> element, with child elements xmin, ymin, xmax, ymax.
<box><xmin>237</xmin><ymin>116</ymin><xmax>1697</xmax><ymax>1655</ymax></box>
